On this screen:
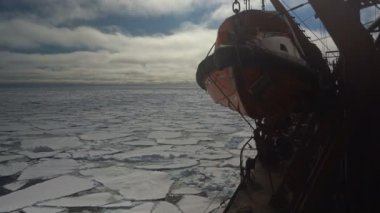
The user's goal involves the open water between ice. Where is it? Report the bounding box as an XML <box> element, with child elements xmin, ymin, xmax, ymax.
<box><xmin>0</xmin><ymin>85</ymin><xmax>256</xmax><ymax>213</ymax></box>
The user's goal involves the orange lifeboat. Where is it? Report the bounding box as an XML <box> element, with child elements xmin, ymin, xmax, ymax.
<box><xmin>196</xmin><ymin>10</ymin><xmax>318</xmax><ymax>120</ymax></box>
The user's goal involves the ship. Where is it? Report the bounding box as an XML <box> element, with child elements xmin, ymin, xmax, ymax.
<box><xmin>196</xmin><ymin>0</ymin><xmax>380</xmax><ymax>212</ymax></box>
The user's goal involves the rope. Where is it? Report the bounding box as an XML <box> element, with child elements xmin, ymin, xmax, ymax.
<box><xmin>279</xmin><ymin>0</ymin><xmax>338</xmax><ymax>58</ymax></box>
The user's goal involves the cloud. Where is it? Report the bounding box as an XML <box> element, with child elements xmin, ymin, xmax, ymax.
<box><xmin>0</xmin><ymin>20</ymin><xmax>217</xmax><ymax>84</ymax></box>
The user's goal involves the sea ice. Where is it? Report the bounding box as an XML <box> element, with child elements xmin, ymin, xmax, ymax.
<box><xmin>172</xmin><ymin>187</ymin><xmax>202</xmax><ymax>195</ymax></box>
<box><xmin>0</xmin><ymin>175</ymin><xmax>95</xmax><ymax>212</ymax></box>
<box><xmin>21</xmin><ymin>137</ymin><xmax>81</xmax><ymax>150</ymax></box>
<box><xmin>103</xmin><ymin>200</ymin><xmax>133</xmax><ymax>208</ymax></box>
<box><xmin>177</xmin><ymin>195</ymin><xmax>215</xmax><ymax>213</ymax></box>
<box><xmin>134</xmin><ymin>159</ymin><xmax>198</xmax><ymax>170</ymax></box>
<box><xmin>156</xmin><ymin>138</ymin><xmax>200</xmax><ymax>145</ymax></box>
<box><xmin>220</xmin><ymin>157</ymin><xmax>241</xmax><ymax>168</ymax></box>
<box><xmin>104</xmin><ymin>202</ymin><xmax>154</xmax><ymax>213</ymax></box>
<box><xmin>124</xmin><ymin>140</ymin><xmax>157</xmax><ymax>146</ymax></box>
<box><xmin>3</xmin><ymin>180</ymin><xmax>28</xmax><ymax>191</ymax></box>
<box><xmin>147</xmin><ymin>131</ymin><xmax>182</xmax><ymax>139</ymax></box>
<box><xmin>80</xmin><ymin>166</ymin><xmax>173</xmax><ymax>200</ymax></box>
<box><xmin>0</xmin><ymin>161</ymin><xmax>28</xmax><ymax>177</ymax></box>
<box><xmin>20</xmin><ymin>151</ymin><xmax>60</xmax><ymax>159</ymax></box>
<box><xmin>197</xmin><ymin>150</ymin><xmax>232</xmax><ymax>160</ymax></box>
<box><xmin>38</xmin><ymin>192</ymin><xmax>117</xmax><ymax>207</ymax></box>
<box><xmin>0</xmin><ymin>155</ymin><xmax>24</xmax><ymax>163</ymax></box>
<box><xmin>70</xmin><ymin>149</ymin><xmax>121</xmax><ymax>160</ymax></box>
<box><xmin>22</xmin><ymin>207</ymin><xmax>65</xmax><ymax>213</ymax></box>
<box><xmin>153</xmin><ymin>201</ymin><xmax>181</xmax><ymax>213</ymax></box>
<box><xmin>79</xmin><ymin>131</ymin><xmax>132</xmax><ymax>141</ymax></box>
<box><xmin>18</xmin><ymin>159</ymin><xmax>80</xmax><ymax>180</ymax></box>
<box><xmin>109</xmin><ymin>146</ymin><xmax>186</xmax><ymax>162</ymax></box>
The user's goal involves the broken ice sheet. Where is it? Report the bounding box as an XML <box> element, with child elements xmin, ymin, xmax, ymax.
<box><xmin>79</xmin><ymin>131</ymin><xmax>132</xmax><ymax>141</ymax></box>
<box><xmin>177</xmin><ymin>195</ymin><xmax>217</xmax><ymax>213</ymax></box>
<box><xmin>109</xmin><ymin>146</ymin><xmax>187</xmax><ymax>162</ymax></box>
<box><xmin>3</xmin><ymin>180</ymin><xmax>28</xmax><ymax>191</ymax></box>
<box><xmin>22</xmin><ymin>206</ymin><xmax>65</xmax><ymax>213</ymax></box>
<box><xmin>153</xmin><ymin>201</ymin><xmax>181</xmax><ymax>213</ymax></box>
<box><xmin>18</xmin><ymin>159</ymin><xmax>80</xmax><ymax>180</ymax></box>
<box><xmin>156</xmin><ymin>138</ymin><xmax>201</xmax><ymax>145</ymax></box>
<box><xmin>38</xmin><ymin>192</ymin><xmax>118</xmax><ymax>207</ymax></box>
<box><xmin>0</xmin><ymin>155</ymin><xmax>24</xmax><ymax>163</ymax></box>
<box><xmin>104</xmin><ymin>202</ymin><xmax>154</xmax><ymax>213</ymax></box>
<box><xmin>0</xmin><ymin>161</ymin><xmax>28</xmax><ymax>177</ymax></box>
<box><xmin>147</xmin><ymin>131</ymin><xmax>182</xmax><ymax>139</ymax></box>
<box><xmin>21</xmin><ymin>137</ymin><xmax>81</xmax><ymax>150</ymax></box>
<box><xmin>20</xmin><ymin>151</ymin><xmax>60</xmax><ymax>159</ymax></box>
<box><xmin>134</xmin><ymin>159</ymin><xmax>198</xmax><ymax>170</ymax></box>
<box><xmin>0</xmin><ymin>175</ymin><xmax>95</xmax><ymax>212</ymax></box>
<box><xmin>172</xmin><ymin>187</ymin><xmax>202</xmax><ymax>195</ymax></box>
<box><xmin>103</xmin><ymin>200</ymin><xmax>133</xmax><ymax>208</ymax></box>
<box><xmin>80</xmin><ymin>166</ymin><xmax>173</xmax><ymax>200</ymax></box>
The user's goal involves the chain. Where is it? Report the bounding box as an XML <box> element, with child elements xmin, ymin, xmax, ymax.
<box><xmin>232</xmin><ymin>0</ymin><xmax>241</xmax><ymax>14</ymax></box>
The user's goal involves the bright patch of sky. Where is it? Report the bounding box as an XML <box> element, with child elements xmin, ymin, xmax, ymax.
<box><xmin>0</xmin><ymin>0</ymin><xmax>376</xmax><ymax>84</ymax></box>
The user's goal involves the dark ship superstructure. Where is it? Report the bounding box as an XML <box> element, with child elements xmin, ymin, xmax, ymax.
<box><xmin>196</xmin><ymin>0</ymin><xmax>380</xmax><ymax>212</ymax></box>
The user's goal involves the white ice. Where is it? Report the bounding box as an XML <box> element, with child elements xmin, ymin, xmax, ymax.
<box><xmin>147</xmin><ymin>131</ymin><xmax>182</xmax><ymax>139</ymax></box>
<box><xmin>153</xmin><ymin>201</ymin><xmax>181</xmax><ymax>213</ymax></box>
<box><xmin>177</xmin><ymin>195</ymin><xmax>216</xmax><ymax>213</ymax></box>
<box><xmin>18</xmin><ymin>159</ymin><xmax>80</xmax><ymax>180</ymax></box>
<box><xmin>124</xmin><ymin>139</ymin><xmax>157</xmax><ymax>146</ymax></box>
<box><xmin>103</xmin><ymin>200</ymin><xmax>133</xmax><ymax>208</ymax></box>
<box><xmin>134</xmin><ymin>159</ymin><xmax>198</xmax><ymax>170</ymax></box>
<box><xmin>38</xmin><ymin>192</ymin><xmax>117</xmax><ymax>207</ymax></box>
<box><xmin>80</xmin><ymin>166</ymin><xmax>173</xmax><ymax>200</ymax></box>
<box><xmin>20</xmin><ymin>151</ymin><xmax>59</xmax><ymax>159</ymax></box>
<box><xmin>0</xmin><ymin>175</ymin><xmax>95</xmax><ymax>212</ymax></box>
<box><xmin>0</xmin><ymin>155</ymin><xmax>24</xmax><ymax>163</ymax></box>
<box><xmin>22</xmin><ymin>207</ymin><xmax>65</xmax><ymax>213</ymax></box>
<box><xmin>21</xmin><ymin>137</ymin><xmax>81</xmax><ymax>150</ymax></box>
<box><xmin>109</xmin><ymin>146</ymin><xmax>187</xmax><ymax>162</ymax></box>
<box><xmin>156</xmin><ymin>138</ymin><xmax>200</xmax><ymax>145</ymax></box>
<box><xmin>172</xmin><ymin>187</ymin><xmax>202</xmax><ymax>195</ymax></box>
<box><xmin>79</xmin><ymin>131</ymin><xmax>132</xmax><ymax>141</ymax></box>
<box><xmin>0</xmin><ymin>161</ymin><xmax>28</xmax><ymax>177</ymax></box>
<box><xmin>3</xmin><ymin>180</ymin><xmax>28</xmax><ymax>191</ymax></box>
<box><xmin>104</xmin><ymin>202</ymin><xmax>154</xmax><ymax>213</ymax></box>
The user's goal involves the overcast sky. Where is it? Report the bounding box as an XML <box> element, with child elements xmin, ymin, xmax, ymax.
<box><xmin>0</xmin><ymin>0</ymin><xmax>374</xmax><ymax>85</ymax></box>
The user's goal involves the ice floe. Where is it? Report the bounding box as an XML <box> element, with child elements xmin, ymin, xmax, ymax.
<box><xmin>103</xmin><ymin>200</ymin><xmax>133</xmax><ymax>208</ymax></box>
<box><xmin>124</xmin><ymin>139</ymin><xmax>157</xmax><ymax>146</ymax></box>
<box><xmin>3</xmin><ymin>180</ymin><xmax>28</xmax><ymax>191</ymax></box>
<box><xmin>20</xmin><ymin>151</ymin><xmax>60</xmax><ymax>159</ymax></box>
<box><xmin>21</xmin><ymin>137</ymin><xmax>81</xmax><ymax>151</ymax></box>
<box><xmin>109</xmin><ymin>146</ymin><xmax>186</xmax><ymax>162</ymax></box>
<box><xmin>22</xmin><ymin>206</ymin><xmax>65</xmax><ymax>213</ymax></box>
<box><xmin>0</xmin><ymin>155</ymin><xmax>24</xmax><ymax>163</ymax></box>
<box><xmin>80</xmin><ymin>166</ymin><xmax>173</xmax><ymax>200</ymax></box>
<box><xmin>147</xmin><ymin>131</ymin><xmax>182</xmax><ymax>139</ymax></box>
<box><xmin>38</xmin><ymin>192</ymin><xmax>117</xmax><ymax>207</ymax></box>
<box><xmin>153</xmin><ymin>201</ymin><xmax>181</xmax><ymax>213</ymax></box>
<box><xmin>79</xmin><ymin>131</ymin><xmax>132</xmax><ymax>141</ymax></box>
<box><xmin>18</xmin><ymin>159</ymin><xmax>80</xmax><ymax>180</ymax></box>
<box><xmin>172</xmin><ymin>187</ymin><xmax>202</xmax><ymax>195</ymax></box>
<box><xmin>0</xmin><ymin>175</ymin><xmax>95</xmax><ymax>212</ymax></box>
<box><xmin>134</xmin><ymin>159</ymin><xmax>198</xmax><ymax>170</ymax></box>
<box><xmin>0</xmin><ymin>161</ymin><xmax>28</xmax><ymax>177</ymax></box>
<box><xmin>104</xmin><ymin>202</ymin><xmax>154</xmax><ymax>213</ymax></box>
<box><xmin>177</xmin><ymin>195</ymin><xmax>215</xmax><ymax>213</ymax></box>
<box><xmin>156</xmin><ymin>138</ymin><xmax>200</xmax><ymax>145</ymax></box>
